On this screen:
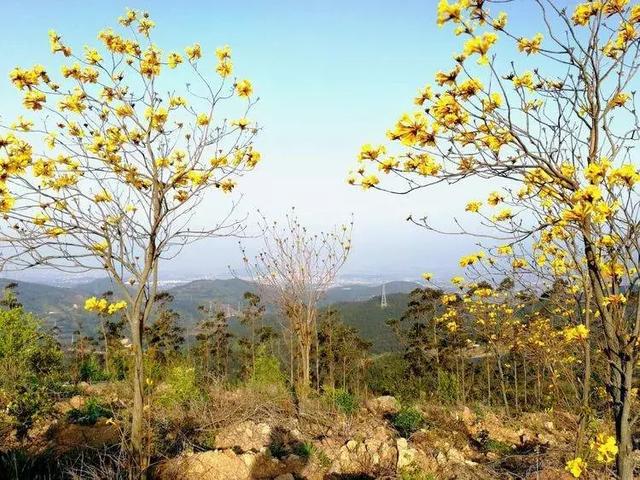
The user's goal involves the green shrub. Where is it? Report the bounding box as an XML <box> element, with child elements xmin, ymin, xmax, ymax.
<box><xmin>399</xmin><ymin>466</ymin><xmax>437</xmax><ymax>480</ymax></box>
<box><xmin>331</xmin><ymin>388</ymin><xmax>358</xmax><ymax>415</ymax></box>
<box><xmin>159</xmin><ymin>363</ymin><xmax>202</xmax><ymax>405</ymax></box>
<box><xmin>108</xmin><ymin>350</ymin><xmax>129</xmax><ymax>380</ymax></box>
<box><xmin>268</xmin><ymin>438</ymin><xmax>288</xmax><ymax>459</ymax></box>
<box><xmin>436</xmin><ymin>369</ymin><xmax>459</xmax><ymax>404</ymax></box>
<box><xmin>0</xmin><ymin>308</ymin><xmax>63</xmax><ymax>436</ymax></box>
<box><xmin>391</xmin><ymin>407</ymin><xmax>424</xmax><ymax>438</ymax></box>
<box><xmin>249</xmin><ymin>350</ymin><xmax>286</xmax><ymax>389</ymax></box>
<box><xmin>6</xmin><ymin>384</ymin><xmax>55</xmax><ymax>436</ymax></box>
<box><xmin>485</xmin><ymin>438</ymin><xmax>512</xmax><ymax>455</ymax></box>
<box><xmin>365</xmin><ymin>353</ymin><xmax>423</xmax><ymax>401</ymax></box>
<box><xmin>67</xmin><ymin>397</ymin><xmax>112</xmax><ymax>426</ymax></box>
<box><xmin>292</xmin><ymin>441</ymin><xmax>313</xmax><ymax>459</ymax></box>
<box><xmin>79</xmin><ymin>355</ymin><xmax>109</xmax><ymax>382</ymax></box>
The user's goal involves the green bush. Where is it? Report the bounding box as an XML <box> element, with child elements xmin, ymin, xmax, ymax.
<box><xmin>268</xmin><ymin>438</ymin><xmax>288</xmax><ymax>459</ymax></box>
<box><xmin>0</xmin><ymin>308</ymin><xmax>63</xmax><ymax>436</ymax></box>
<box><xmin>159</xmin><ymin>363</ymin><xmax>202</xmax><ymax>405</ymax></box>
<box><xmin>391</xmin><ymin>407</ymin><xmax>424</xmax><ymax>438</ymax></box>
<box><xmin>399</xmin><ymin>466</ymin><xmax>437</xmax><ymax>480</ymax></box>
<box><xmin>79</xmin><ymin>355</ymin><xmax>109</xmax><ymax>382</ymax></box>
<box><xmin>67</xmin><ymin>397</ymin><xmax>112</xmax><ymax>426</ymax></box>
<box><xmin>249</xmin><ymin>350</ymin><xmax>287</xmax><ymax>389</ymax></box>
<box><xmin>365</xmin><ymin>353</ymin><xmax>423</xmax><ymax>401</ymax></box>
<box><xmin>328</xmin><ymin>388</ymin><xmax>358</xmax><ymax>415</ymax></box>
<box><xmin>292</xmin><ymin>441</ymin><xmax>313</xmax><ymax>459</ymax></box>
<box><xmin>485</xmin><ymin>438</ymin><xmax>512</xmax><ymax>455</ymax></box>
<box><xmin>436</xmin><ymin>369</ymin><xmax>459</xmax><ymax>404</ymax></box>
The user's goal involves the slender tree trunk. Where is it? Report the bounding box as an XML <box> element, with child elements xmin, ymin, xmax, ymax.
<box><xmin>615</xmin><ymin>370</ymin><xmax>634</xmax><ymax>480</ymax></box>
<box><xmin>101</xmin><ymin>318</ymin><xmax>110</xmax><ymax>376</ymax></box>
<box><xmin>314</xmin><ymin>322</ymin><xmax>320</xmax><ymax>392</ymax></box>
<box><xmin>523</xmin><ymin>355</ymin><xmax>527</xmax><ymax>409</ymax></box>
<box><xmin>299</xmin><ymin>332</ymin><xmax>312</xmax><ymax>389</ymax></box>
<box><xmin>576</xmin><ymin>286</ymin><xmax>592</xmax><ymax>452</ymax></box>
<box><xmin>486</xmin><ymin>356</ymin><xmax>491</xmax><ymax>405</ymax></box>
<box><xmin>251</xmin><ymin>318</ymin><xmax>256</xmax><ymax>377</ymax></box>
<box><xmin>460</xmin><ymin>352</ymin><xmax>466</xmax><ymax>404</ymax></box>
<box><xmin>328</xmin><ymin>329</ymin><xmax>335</xmax><ymax>390</ymax></box>
<box><xmin>513</xmin><ymin>358</ymin><xmax>519</xmax><ymax>412</ymax></box>
<box><xmin>342</xmin><ymin>357</ymin><xmax>347</xmax><ymax>390</ymax></box>
<box><xmin>289</xmin><ymin>328</ymin><xmax>295</xmax><ymax>386</ymax></box>
<box><xmin>496</xmin><ymin>352</ymin><xmax>510</xmax><ymax>416</ymax></box>
<box><xmin>130</xmin><ymin>312</ymin><xmax>147</xmax><ymax>478</ymax></box>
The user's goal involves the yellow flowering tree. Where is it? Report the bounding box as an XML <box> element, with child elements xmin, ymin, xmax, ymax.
<box><xmin>0</xmin><ymin>9</ymin><xmax>261</xmax><ymax>475</ymax></box>
<box><xmin>351</xmin><ymin>1</ymin><xmax>640</xmax><ymax>476</ymax></box>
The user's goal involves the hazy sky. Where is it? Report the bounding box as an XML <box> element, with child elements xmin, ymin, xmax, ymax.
<box><xmin>0</xmin><ymin>0</ymin><xmax>543</xmax><ymax>282</ymax></box>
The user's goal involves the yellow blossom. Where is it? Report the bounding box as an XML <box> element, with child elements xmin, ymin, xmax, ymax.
<box><xmin>590</xmin><ymin>434</ymin><xmax>618</xmax><ymax>464</ymax></box>
<box><xmin>94</xmin><ymin>189</ymin><xmax>113</xmax><ymax>203</ymax></box>
<box><xmin>216</xmin><ymin>60</ymin><xmax>233</xmax><ymax>77</ymax></box>
<box><xmin>167</xmin><ymin>52</ymin><xmax>183</xmax><ymax>68</ymax></box>
<box><xmin>517</xmin><ymin>33</ymin><xmax>543</xmax><ymax>55</ymax></box>
<box><xmin>463</xmin><ymin>32</ymin><xmax>498</xmax><ymax>65</ymax></box>
<box><xmin>185</xmin><ymin>43</ymin><xmax>202</xmax><ymax>61</ymax></box>
<box><xmin>465</xmin><ymin>201</ymin><xmax>482</xmax><ymax>213</ymax></box>
<box><xmin>565</xmin><ymin>457</ymin><xmax>586</xmax><ymax>478</ymax></box>
<box><xmin>572</xmin><ymin>2</ymin><xmax>602</xmax><ymax>25</ymax></box>
<box><xmin>361</xmin><ymin>175</ymin><xmax>380</xmax><ymax>189</ymax></box>
<box><xmin>196</xmin><ymin>113</ymin><xmax>210</xmax><ymax>126</ymax></box>
<box><xmin>236</xmin><ymin>79</ymin><xmax>253</xmax><ymax>98</ymax></box>
<box><xmin>215</xmin><ymin>45</ymin><xmax>232</xmax><ymax>60</ymax></box>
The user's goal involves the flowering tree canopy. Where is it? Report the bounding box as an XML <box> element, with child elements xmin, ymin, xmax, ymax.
<box><xmin>0</xmin><ymin>9</ymin><xmax>262</xmax><ymax>473</ymax></box>
<box><xmin>350</xmin><ymin>1</ymin><xmax>640</xmax><ymax>477</ymax></box>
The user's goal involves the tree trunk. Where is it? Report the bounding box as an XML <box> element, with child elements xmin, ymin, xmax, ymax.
<box><xmin>486</xmin><ymin>357</ymin><xmax>491</xmax><ymax>405</ymax></box>
<box><xmin>314</xmin><ymin>322</ymin><xmax>320</xmax><ymax>392</ymax></box>
<box><xmin>130</xmin><ymin>313</ymin><xmax>147</xmax><ymax>478</ymax></box>
<box><xmin>576</xmin><ymin>286</ymin><xmax>592</xmax><ymax>452</ymax></box>
<box><xmin>616</xmin><ymin>401</ymin><xmax>634</xmax><ymax>480</ymax></box>
<box><xmin>328</xmin><ymin>329</ymin><xmax>335</xmax><ymax>390</ymax></box>
<box><xmin>299</xmin><ymin>334</ymin><xmax>311</xmax><ymax>389</ymax></box>
<box><xmin>101</xmin><ymin>318</ymin><xmax>110</xmax><ymax>376</ymax></box>
<box><xmin>496</xmin><ymin>352</ymin><xmax>510</xmax><ymax>416</ymax></box>
<box><xmin>613</xmin><ymin>358</ymin><xmax>635</xmax><ymax>480</ymax></box>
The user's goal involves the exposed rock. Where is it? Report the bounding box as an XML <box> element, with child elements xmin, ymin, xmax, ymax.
<box><xmin>156</xmin><ymin>449</ymin><xmax>308</xmax><ymax>480</ymax></box>
<box><xmin>330</xmin><ymin>426</ymin><xmax>397</xmax><ymax>475</ymax></box>
<box><xmin>55</xmin><ymin>395</ymin><xmax>85</xmax><ymax>414</ymax></box>
<box><xmin>213</xmin><ymin>420</ymin><xmax>272</xmax><ymax>451</ymax></box>
<box><xmin>459</xmin><ymin>406</ymin><xmax>476</xmax><ymax>425</ymax></box>
<box><xmin>396</xmin><ymin>438</ymin><xmax>417</xmax><ymax>470</ymax></box>
<box><xmin>157</xmin><ymin>450</ymin><xmax>251</xmax><ymax>480</ymax></box>
<box><xmin>447</xmin><ymin>447</ymin><xmax>477</xmax><ymax>466</ymax></box>
<box><xmin>365</xmin><ymin>395</ymin><xmax>400</xmax><ymax>416</ymax></box>
<box><xmin>46</xmin><ymin>419</ymin><xmax>119</xmax><ymax>454</ymax></box>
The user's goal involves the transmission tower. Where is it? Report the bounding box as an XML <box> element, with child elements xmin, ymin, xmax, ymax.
<box><xmin>380</xmin><ymin>283</ymin><xmax>388</xmax><ymax>308</ymax></box>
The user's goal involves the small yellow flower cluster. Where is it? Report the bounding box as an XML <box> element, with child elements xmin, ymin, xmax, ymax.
<box><xmin>563</xmin><ymin>324</ymin><xmax>589</xmax><ymax>342</ymax></box>
<box><xmin>84</xmin><ymin>297</ymin><xmax>127</xmax><ymax>315</ymax></box>
<box><xmin>565</xmin><ymin>456</ymin><xmax>586</xmax><ymax>478</ymax></box>
<box><xmin>590</xmin><ymin>433</ymin><xmax>618</xmax><ymax>464</ymax></box>
<box><xmin>459</xmin><ymin>251</ymin><xmax>485</xmax><ymax>267</ymax></box>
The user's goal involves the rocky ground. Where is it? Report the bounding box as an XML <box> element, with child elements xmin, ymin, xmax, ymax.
<box><xmin>0</xmin><ymin>383</ymin><xmax>622</xmax><ymax>479</ymax></box>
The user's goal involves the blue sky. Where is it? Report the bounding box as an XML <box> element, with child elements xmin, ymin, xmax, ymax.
<box><xmin>0</xmin><ymin>0</ymin><xmax>543</xmax><ymax>282</ymax></box>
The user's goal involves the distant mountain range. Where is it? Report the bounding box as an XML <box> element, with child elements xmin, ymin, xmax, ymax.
<box><xmin>0</xmin><ymin>277</ymin><xmax>420</xmax><ymax>352</ymax></box>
